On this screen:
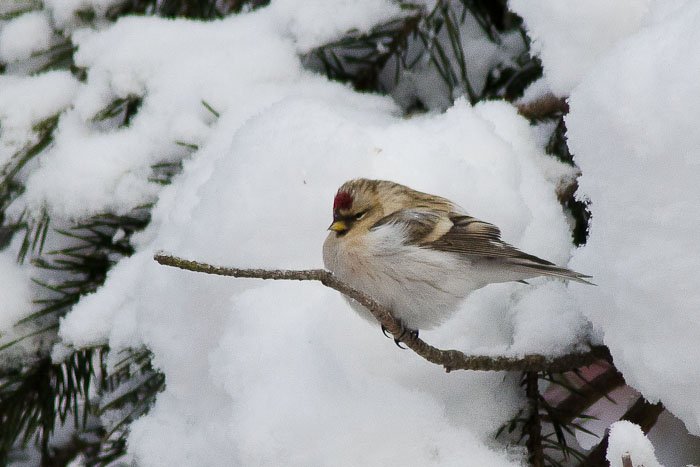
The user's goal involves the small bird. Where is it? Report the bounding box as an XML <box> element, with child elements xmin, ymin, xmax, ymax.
<box><xmin>322</xmin><ymin>179</ymin><xmax>592</xmax><ymax>340</ymax></box>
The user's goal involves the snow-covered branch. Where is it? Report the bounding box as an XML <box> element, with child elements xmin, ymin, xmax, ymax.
<box><xmin>154</xmin><ymin>252</ymin><xmax>611</xmax><ymax>373</ymax></box>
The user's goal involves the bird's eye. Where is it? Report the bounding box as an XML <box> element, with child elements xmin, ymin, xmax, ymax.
<box><xmin>354</xmin><ymin>211</ymin><xmax>366</xmax><ymax>220</ymax></box>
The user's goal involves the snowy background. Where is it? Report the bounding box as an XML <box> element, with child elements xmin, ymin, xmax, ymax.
<box><xmin>1</xmin><ymin>0</ymin><xmax>699</xmax><ymax>465</ymax></box>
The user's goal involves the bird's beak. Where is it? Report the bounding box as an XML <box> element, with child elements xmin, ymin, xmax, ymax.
<box><xmin>328</xmin><ymin>220</ymin><xmax>348</xmax><ymax>233</ymax></box>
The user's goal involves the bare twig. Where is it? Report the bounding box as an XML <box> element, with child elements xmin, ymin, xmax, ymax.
<box><xmin>154</xmin><ymin>252</ymin><xmax>611</xmax><ymax>373</ymax></box>
<box><xmin>621</xmin><ymin>452</ymin><xmax>633</xmax><ymax>467</ymax></box>
<box><xmin>516</xmin><ymin>93</ymin><xmax>569</xmax><ymax>120</ymax></box>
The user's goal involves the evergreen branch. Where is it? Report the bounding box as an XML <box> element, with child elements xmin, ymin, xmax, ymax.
<box><xmin>1</xmin><ymin>210</ymin><xmax>153</xmax><ymax>463</ymax></box>
<box><xmin>0</xmin><ymin>114</ymin><xmax>59</xmax><ymax>198</ymax></box>
<box><xmin>425</xmin><ymin>28</ymin><xmax>459</xmax><ymax>92</ymax></box>
<box><xmin>17</xmin><ymin>211</ymin><xmax>50</xmax><ymax>262</ymax></box>
<box><xmin>174</xmin><ymin>141</ymin><xmax>199</xmax><ymax>150</ymax></box>
<box><xmin>153</xmin><ymin>252</ymin><xmax>612</xmax><ymax>373</ymax></box>
<box><xmin>0</xmin><ymin>349</ymin><xmax>99</xmax><ymax>462</ymax></box>
<box><xmin>458</xmin><ymin>0</ymin><xmax>497</xmax><ymax>42</ymax></box>
<box><xmin>441</xmin><ymin>4</ymin><xmax>476</xmax><ymax>102</ymax></box>
<box><xmin>201</xmin><ymin>100</ymin><xmax>220</xmax><ymax>119</ymax></box>
<box><xmin>553</xmin><ymin>364</ymin><xmax>625</xmax><ymax>424</ymax></box>
<box><xmin>35</xmin><ymin>40</ymin><xmax>76</xmax><ymax>73</ymax></box>
<box><xmin>525</xmin><ymin>371</ymin><xmax>544</xmax><ymax>467</ymax></box>
<box><xmin>91</xmin><ymin>95</ymin><xmax>143</xmax><ymax>127</ymax></box>
<box><xmin>0</xmin><ymin>1</ymin><xmax>41</xmax><ymax>20</ymax></box>
<box><xmin>0</xmin><ymin>323</ymin><xmax>57</xmax><ymax>352</ymax></box>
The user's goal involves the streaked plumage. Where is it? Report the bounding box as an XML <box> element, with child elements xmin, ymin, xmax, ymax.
<box><xmin>322</xmin><ymin>178</ymin><xmax>592</xmax><ymax>331</ymax></box>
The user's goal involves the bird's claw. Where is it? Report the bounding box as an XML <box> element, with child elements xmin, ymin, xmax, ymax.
<box><xmin>383</xmin><ymin>323</ymin><xmax>418</xmax><ymax>349</ymax></box>
<box><xmin>381</xmin><ymin>325</ymin><xmax>391</xmax><ymax>339</ymax></box>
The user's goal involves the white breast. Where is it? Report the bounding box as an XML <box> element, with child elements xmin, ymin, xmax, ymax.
<box><xmin>322</xmin><ymin>223</ymin><xmax>486</xmax><ymax>330</ymax></box>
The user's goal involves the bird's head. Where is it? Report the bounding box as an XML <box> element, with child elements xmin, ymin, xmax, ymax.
<box><xmin>328</xmin><ymin>179</ymin><xmax>381</xmax><ymax>236</ymax></box>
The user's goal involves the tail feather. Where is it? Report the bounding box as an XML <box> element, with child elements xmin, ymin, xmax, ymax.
<box><xmin>510</xmin><ymin>260</ymin><xmax>595</xmax><ymax>285</ymax></box>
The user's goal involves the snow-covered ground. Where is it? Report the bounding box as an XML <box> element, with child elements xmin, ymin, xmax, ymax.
<box><xmin>1</xmin><ymin>0</ymin><xmax>699</xmax><ymax>465</ymax></box>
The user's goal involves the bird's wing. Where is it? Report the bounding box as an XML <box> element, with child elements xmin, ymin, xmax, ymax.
<box><xmin>370</xmin><ymin>208</ymin><xmax>450</xmax><ymax>245</ymax></box>
<box><xmin>371</xmin><ymin>209</ymin><xmax>592</xmax><ymax>283</ymax></box>
<box><xmin>371</xmin><ymin>209</ymin><xmax>516</xmax><ymax>253</ymax></box>
<box><xmin>426</xmin><ymin>213</ymin><xmax>554</xmax><ymax>266</ymax></box>
<box><xmin>426</xmin><ymin>213</ymin><xmax>551</xmax><ymax>262</ymax></box>
<box><xmin>428</xmin><ymin>213</ymin><xmax>593</xmax><ymax>284</ymax></box>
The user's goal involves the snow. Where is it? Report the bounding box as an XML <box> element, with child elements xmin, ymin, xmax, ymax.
<box><xmin>509</xmin><ymin>0</ymin><xmax>651</xmax><ymax>95</ymax></box>
<box><xmin>269</xmin><ymin>0</ymin><xmax>405</xmax><ymax>53</ymax></box>
<box><xmin>606</xmin><ymin>421</ymin><xmax>662</xmax><ymax>467</ymax></box>
<box><xmin>0</xmin><ymin>10</ymin><xmax>53</xmax><ymax>62</ymax></box>
<box><xmin>507</xmin><ymin>0</ymin><xmax>700</xmax><ymax>446</ymax></box>
<box><xmin>43</xmin><ymin>0</ymin><xmax>123</xmax><ymax>29</ymax></box>
<box><xmin>567</xmin><ymin>0</ymin><xmax>700</xmax><ymax>436</ymax></box>
<box><xmin>20</xmin><ymin>14</ymin><xmax>300</xmax><ymax>219</ymax></box>
<box><xmin>0</xmin><ymin>71</ymin><xmax>79</xmax><ymax>166</ymax></box>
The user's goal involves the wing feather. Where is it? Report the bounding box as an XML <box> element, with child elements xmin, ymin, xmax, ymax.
<box><xmin>370</xmin><ymin>209</ymin><xmax>445</xmax><ymax>245</ymax></box>
<box><xmin>373</xmin><ymin>210</ymin><xmax>593</xmax><ymax>284</ymax></box>
<box><xmin>429</xmin><ymin>214</ymin><xmax>555</xmax><ymax>264</ymax></box>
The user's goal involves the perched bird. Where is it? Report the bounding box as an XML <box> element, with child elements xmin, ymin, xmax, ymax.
<box><xmin>322</xmin><ymin>178</ymin><xmax>592</xmax><ymax>339</ymax></box>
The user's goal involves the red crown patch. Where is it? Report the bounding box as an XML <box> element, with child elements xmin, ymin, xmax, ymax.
<box><xmin>333</xmin><ymin>191</ymin><xmax>353</xmax><ymax>211</ymax></box>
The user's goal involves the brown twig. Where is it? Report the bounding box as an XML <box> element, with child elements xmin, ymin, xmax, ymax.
<box><xmin>621</xmin><ymin>452</ymin><xmax>633</xmax><ymax>467</ymax></box>
<box><xmin>154</xmin><ymin>252</ymin><xmax>611</xmax><ymax>373</ymax></box>
<box><xmin>516</xmin><ymin>93</ymin><xmax>569</xmax><ymax>120</ymax></box>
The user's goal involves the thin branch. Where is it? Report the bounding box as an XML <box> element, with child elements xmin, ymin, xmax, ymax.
<box><xmin>516</xmin><ymin>94</ymin><xmax>569</xmax><ymax>120</ymax></box>
<box><xmin>154</xmin><ymin>253</ymin><xmax>611</xmax><ymax>373</ymax></box>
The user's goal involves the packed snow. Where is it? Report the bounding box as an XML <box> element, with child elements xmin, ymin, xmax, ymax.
<box><xmin>0</xmin><ymin>0</ymin><xmax>699</xmax><ymax>464</ymax></box>
<box><xmin>509</xmin><ymin>0</ymin><xmax>651</xmax><ymax>96</ymax></box>
<box><xmin>566</xmin><ymin>0</ymin><xmax>700</xmax><ymax>436</ymax></box>
<box><xmin>43</xmin><ymin>0</ymin><xmax>123</xmax><ymax>30</ymax></box>
<box><xmin>0</xmin><ymin>10</ymin><xmax>53</xmax><ymax>63</ymax></box>
<box><xmin>513</xmin><ymin>0</ymin><xmax>700</xmax><ymax>449</ymax></box>
<box><xmin>0</xmin><ymin>71</ymin><xmax>79</xmax><ymax>165</ymax></box>
<box><xmin>606</xmin><ymin>421</ymin><xmax>662</xmax><ymax>467</ymax></box>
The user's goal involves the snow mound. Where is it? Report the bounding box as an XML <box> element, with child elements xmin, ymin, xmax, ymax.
<box><xmin>568</xmin><ymin>1</ymin><xmax>700</xmax><ymax>435</ymax></box>
<box><xmin>607</xmin><ymin>421</ymin><xmax>662</xmax><ymax>467</ymax></box>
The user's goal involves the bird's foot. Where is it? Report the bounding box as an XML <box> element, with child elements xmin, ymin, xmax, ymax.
<box><xmin>381</xmin><ymin>324</ymin><xmax>391</xmax><ymax>339</ymax></box>
<box><xmin>389</xmin><ymin>324</ymin><xmax>418</xmax><ymax>349</ymax></box>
